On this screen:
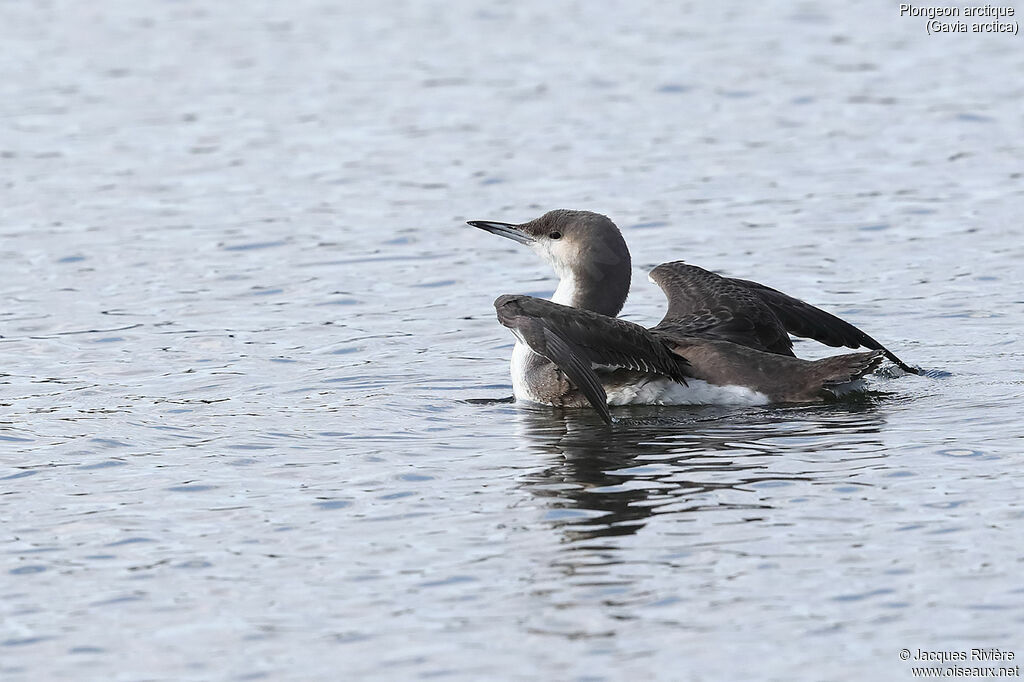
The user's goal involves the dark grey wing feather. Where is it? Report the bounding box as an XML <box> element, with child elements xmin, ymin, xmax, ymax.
<box><xmin>648</xmin><ymin>261</ymin><xmax>917</xmax><ymax>373</ymax></box>
<box><xmin>648</xmin><ymin>262</ymin><xmax>794</xmax><ymax>354</ymax></box>
<box><xmin>540</xmin><ymin>327</ymin><xmax>611</xmax><ymax>423</ymax></box>
<box><xmin>494</xmin><ymin>295</ymin><xmax>690</xmax><ymax>420</ymax></box>
<box><xmin>494</xmin><ymin>307</ymin><xmax>609</xmax><ymax>421</ymax></box>
<box><xmin>728</xmin><ymin>277</ymin><xmax>918</xmax><ymax>373</ymax></box>
<box><xmin>495</xmin><ymin>294</ymin><xmax>689</xmax><ymax>383</ymax></box>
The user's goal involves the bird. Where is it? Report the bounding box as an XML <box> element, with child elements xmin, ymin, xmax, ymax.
<box><xmin>467</xmin><ymin>209</ymin><xmax>918</xmax><ymax>424</ymax></box>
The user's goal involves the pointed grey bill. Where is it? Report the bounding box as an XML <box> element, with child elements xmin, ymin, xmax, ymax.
<box><xmin>467</xmin><ymin>220</ymin><xmax>535</xmax><ymax>245</ymax></box>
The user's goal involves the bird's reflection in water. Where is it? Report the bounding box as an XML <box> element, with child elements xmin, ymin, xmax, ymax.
<box><xmin>514</xmin><ymin>401</ymin><xmax>886</xmax><ymax>543</ymax></box>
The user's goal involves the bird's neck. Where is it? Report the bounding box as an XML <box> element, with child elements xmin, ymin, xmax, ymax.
<box><xmin>550</xmin><ymin>264</ymin><xmax>630</xmax><ymax>317</ymax></box>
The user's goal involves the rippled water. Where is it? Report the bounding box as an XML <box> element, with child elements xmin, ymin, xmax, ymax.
<box><xmin>3</xmin><ymin>1</ymin><xmax>1023</xmax><ymax>680</ymax></box>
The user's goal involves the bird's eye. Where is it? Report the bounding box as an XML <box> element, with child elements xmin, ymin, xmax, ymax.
<box><xmin>549</xmin><ymin>231</ymin><xmax>562</xmax><ymax>240</ymax></box>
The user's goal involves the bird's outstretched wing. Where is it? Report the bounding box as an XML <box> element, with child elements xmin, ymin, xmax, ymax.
<box><xmin>494</xmin><ymin>295</ymin><xmax>690</xmax><ymax>423</ymax></box>
<box><xmin>648</xmin><ymin>262</ymin><xmax>794</xmax><ymax>354</ymax></box>
<box><xmin>649</xmin><ymin>261</ymin><xmax>918</xmax><ymax>373</ymax></box>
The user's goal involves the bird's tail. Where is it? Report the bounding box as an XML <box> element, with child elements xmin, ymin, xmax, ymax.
<box><xmin>811</xmin><ymin>349</ymin><xmax>885</xmax><ymax>395</ymax></box>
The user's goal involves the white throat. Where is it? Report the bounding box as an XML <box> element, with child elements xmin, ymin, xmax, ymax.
<box><xmin>550</xmin><ymin>272</ymin><xmax>578</xmax><ymax>307</ymax></box>
<box><xmin>531</xmin><ymin>240</ymin><xmax>582</xmax><ymax>309</ymax></box>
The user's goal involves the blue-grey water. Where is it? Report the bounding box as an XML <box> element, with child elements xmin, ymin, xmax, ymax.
<box><xmin>3</xmin><ymin>1</ymin><xmax>1023</xmax><ymax>680</ymax></box>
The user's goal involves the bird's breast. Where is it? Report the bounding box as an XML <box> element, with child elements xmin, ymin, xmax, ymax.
<box><xmin>509</xmin><ymin>341</ymin><xmax>537</xmax><ymax>402</ymax></box>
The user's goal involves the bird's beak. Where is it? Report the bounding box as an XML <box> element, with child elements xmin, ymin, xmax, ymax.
<box><xmin>467</xmin><ymin>220</ymin><xmax>535</xmax><ymax>245</ymax></box>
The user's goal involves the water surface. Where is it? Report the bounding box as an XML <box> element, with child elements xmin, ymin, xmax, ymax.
<box><xmin>2</xmin><ymin>1</ymin><xmax>1023</xmax><ymax>680</ymax></box>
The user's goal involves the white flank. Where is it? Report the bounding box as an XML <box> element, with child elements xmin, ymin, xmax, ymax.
<box><xmin>605</xmin><ymin>377</ymin><xmax>770</xmax><ymax>406</ymax></box>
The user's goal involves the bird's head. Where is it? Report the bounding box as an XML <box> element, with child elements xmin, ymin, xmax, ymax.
<box><xmin>467</xmin><ymin>209</ymin><xmax>631</xmax><ymax>315</ymax></box>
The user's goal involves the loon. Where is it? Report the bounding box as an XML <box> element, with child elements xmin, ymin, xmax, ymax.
<box><xmin>468</xmin><ymin>209</ymin><xmax>917</xmax><ymax>424</ymax></box>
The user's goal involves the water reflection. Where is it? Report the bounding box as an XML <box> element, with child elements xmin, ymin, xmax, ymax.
<box><xmin>515</xmin><ymin>403</ymin><xmax>886</xmax><ymax>542</ymax></box>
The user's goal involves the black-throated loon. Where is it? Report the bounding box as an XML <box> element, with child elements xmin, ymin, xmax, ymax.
<box><xmin>468</xmin><ymin>209</ymin><xmax>918</xmax><ymax>424</ymax></box>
